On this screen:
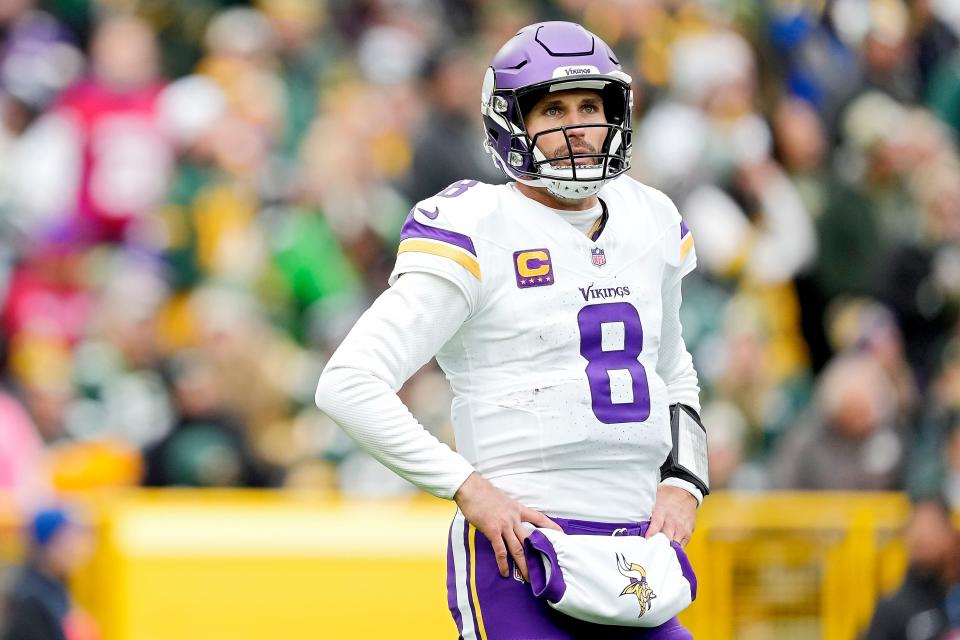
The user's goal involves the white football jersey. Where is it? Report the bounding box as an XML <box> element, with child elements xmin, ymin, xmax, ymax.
<box><xmin>389</xmin><ymin>177</ymin><xmax>698</xmax><ymax>521</ymax></box>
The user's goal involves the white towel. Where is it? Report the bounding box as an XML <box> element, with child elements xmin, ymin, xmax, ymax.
<box><xmin>522</xmin><ymin>527</ymin><xmax>697</xmax><ymax>628</ymax></box>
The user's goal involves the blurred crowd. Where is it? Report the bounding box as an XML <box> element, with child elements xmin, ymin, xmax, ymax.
<box><xmin>0</xmin><ymin>0</ymin><xmax>959</xmax><ymax>512</ymax></box>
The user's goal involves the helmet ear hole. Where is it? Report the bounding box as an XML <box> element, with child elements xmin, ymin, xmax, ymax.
<box><xmin>600</xmin><ymin>83</ymin><xmax>627</xmax><ymax>125</ymax></box>
<box><xmin>487</xmin><ymin>128</ymin><xmax>500</xmax><ymax>142</ymax></box>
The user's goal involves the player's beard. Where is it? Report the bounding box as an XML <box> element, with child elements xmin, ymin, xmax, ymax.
<box><xmin>547</xmin><ymin>140</ymin><xmax>601</xmax><ymax>169</ymax></box>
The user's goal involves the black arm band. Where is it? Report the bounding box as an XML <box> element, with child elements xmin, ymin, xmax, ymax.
<box><xmin>659</xmin><ymin>403</ymin><xmax>710</xmax><ymax>497</ymax></box>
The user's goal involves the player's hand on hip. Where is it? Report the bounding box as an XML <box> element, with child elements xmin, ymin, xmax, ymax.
<box><xmin>453</xmin><ymin>472</ymin><xmax>561</xmax><ymax>580</ymax></box>
<box><xmin>645</xmin><ymin>484</ymin><xmax>698</xmax><ymax>547</ymax></box>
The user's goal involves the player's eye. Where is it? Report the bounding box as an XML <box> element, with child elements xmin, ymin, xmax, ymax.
<box><xmin>544</xmin><ymin>106</ymin><xmax>562</xmax><ymax>117</ymax></box>
<box><xmin>582</xmin><ymin>103</ymin><xmax>599</xmax><ymax>114</ymax></box>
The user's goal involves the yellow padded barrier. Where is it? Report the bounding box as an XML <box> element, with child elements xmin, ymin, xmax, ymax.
<box><xmin>82</xmin><ymin>491</ymin><xmax>457</xmax><ymax>640</ymax></box>
<box><xmin>1</xmin><ymin>492</ymin><xmax>934</xmax><ymax>640</ymax></box>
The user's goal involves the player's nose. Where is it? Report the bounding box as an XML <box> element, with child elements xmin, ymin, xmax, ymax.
<box><xmin>564</xmin><ymin>124</ymin><xmax>589</xmax><ymax>148</ymax></box>
<box><xmin>563</xmin><ymin>115</ymin><xmax>594</xmax><ymax>143</ymax></box>
<box><xmin>564</xmin><ymin>110</ymin><xmax>589</xmax><ymax>127</ymax></box>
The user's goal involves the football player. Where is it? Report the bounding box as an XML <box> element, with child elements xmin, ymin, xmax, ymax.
<box><xmin>316</xmin><ymin>21</ymin><xmax>707</xmax><ymax>639</ymax></box>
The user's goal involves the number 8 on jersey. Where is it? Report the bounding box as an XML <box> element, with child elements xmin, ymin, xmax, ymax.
<box><xmin>577</xmin><ymin>302</ymin><xmax>651</xmax><ymax>424</ymax></box>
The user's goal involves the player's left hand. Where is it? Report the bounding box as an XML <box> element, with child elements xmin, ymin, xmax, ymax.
<box><xmin>644</xmin><ymin>485</ymin><xmax>697</xmax><ymax>547</ymax></box>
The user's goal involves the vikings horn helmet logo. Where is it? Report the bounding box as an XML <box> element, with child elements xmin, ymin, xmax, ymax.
<box><xmin>617</xmin><ymin>553</ymin><xmax>657</xmax><ymax>617</ymax></box>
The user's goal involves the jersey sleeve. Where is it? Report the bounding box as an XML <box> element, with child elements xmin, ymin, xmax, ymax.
<box><xmin>389</xmin><ymin>197</ymin><xmax>482</xmax><ymax>312</ymax></box>
<box><xmin>651</xmin><ymin>189</ymin><xmax>703</xmax><ymax>504</ymax></box>
<box><xmin>315</xmin><ymin>272</ymin><xmax>476</xmax><ymax>499</ymax></box>
<box><xmin>674</xmin><ymin>219</ymin><xmax>697</xmax><ymax>280</ymax></box>
<box><xmin>655</xmin><ymin>191</ymin><xmax>697</xmax><ymax>286</ymax></box>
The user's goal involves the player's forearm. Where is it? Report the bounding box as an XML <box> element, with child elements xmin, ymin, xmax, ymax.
<box><xmin>657</xmin><ymin>270</ymin><xmax>706</xmax><ymax>504</ymax></box>
<box><xmin>659</xmin><ymin>351</ymin><xmax>700</xmax><ymax>411</ymax></box>
<box><xmin>657</xmin><ymin>277</ymin><xmax>701</xmax><ymax>413</ymax></box>
<box><xmin>316</xmin><ymin>365</ymin><xmax>474</xmax><ymax>498</ymax></box>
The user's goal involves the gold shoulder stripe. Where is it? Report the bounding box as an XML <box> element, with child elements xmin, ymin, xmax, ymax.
<box><xmin>398</xmin><ymin>238</ymin><xmax>482</xmax><ymax>280</ymax></box>
<box><xmin>680</xmin><ymin>233</ymin><xmax>694</xmax><ymax>260</ymax></box>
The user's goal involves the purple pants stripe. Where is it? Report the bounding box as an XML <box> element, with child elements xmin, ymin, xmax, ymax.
<box><xmin>447</xmin><ymin>511</ymin><xmax>694</xmax><ymax>640</ymax></box>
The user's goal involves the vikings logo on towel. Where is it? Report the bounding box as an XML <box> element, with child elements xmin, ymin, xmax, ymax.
<box><xmin>591</xmin><ymin>247</ymin><xmax>606</xmax><ymax>267</ymax></box>
<box><xmin>617</xmin><ymin>553</ymin><xmax>657</xmax><ymax>618</ymax></box>
<box><xmin>514</xmin><ymin>248</ymin><xmax>554</xmax><ymax>288</ymax></box>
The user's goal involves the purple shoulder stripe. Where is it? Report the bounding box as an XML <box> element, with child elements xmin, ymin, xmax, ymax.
<box><xmin>680</xmin><ymin>220</ymin><xmax>690</xmax><ymax>238</ymax></box>
<box><xmin>400</xmin><ymin>213</ymin><xmax>477</xmax><ymax>257</ymax></box>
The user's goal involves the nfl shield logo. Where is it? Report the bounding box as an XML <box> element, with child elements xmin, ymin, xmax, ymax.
<box><xmin>591</xmin><ymin>247</ymin><xmax>606</xmax><ymax>267</ymax></box>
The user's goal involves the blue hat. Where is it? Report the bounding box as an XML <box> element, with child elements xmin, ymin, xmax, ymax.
<box><xmin>31</xmin><ymin>508</ymin><xmax>71</xmax><ymax>546</ymax></box>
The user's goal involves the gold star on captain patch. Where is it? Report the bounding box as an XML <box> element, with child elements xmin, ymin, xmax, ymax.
<box><xmin>520</xmin><ymin>279</ymin><xmax>526</xmax><ymax>284</ymax></box>
<box><xmin>537</xmin><ymin>277</ymin><xmax>544</xmax><ymax>283</ymax></box>
<box><xmin>545</xmin><ymin>275</ymin><xmax>552</xmax><ymax>282</ymax></box>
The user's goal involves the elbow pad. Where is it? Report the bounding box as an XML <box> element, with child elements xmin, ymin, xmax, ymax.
<box><xmin>660</xmin><ymin>403</ymin><xmax>709</xmax><ymax>497</ymax></box>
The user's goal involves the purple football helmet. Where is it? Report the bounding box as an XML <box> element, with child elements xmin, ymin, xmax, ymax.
<box><xmin>481</xmin><ymin>22</ymin><xmax>633</xmax><ymax>200</ymax></box>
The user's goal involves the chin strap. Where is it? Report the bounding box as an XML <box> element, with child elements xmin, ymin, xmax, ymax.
<box><xmin>544</xmin><ymin>178</ymin><xmax>605</xmax><ymax>200</ymax></box>
<box><xmin>515</xmin><ymin>174</ymin><xmax>605</xmax><ymax>201</ymax></box>
<box><xmin>660</xmin><ymin>404</ymin><xmax>710</xmax><ymax>499</ymax></box>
